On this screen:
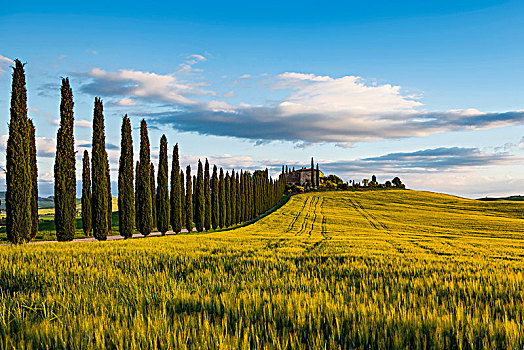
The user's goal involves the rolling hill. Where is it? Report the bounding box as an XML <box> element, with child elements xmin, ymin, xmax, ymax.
<box><xmin>1</xmin><ymin>189</ymin><xmax>523</xmax><ymax>348</ymax></box>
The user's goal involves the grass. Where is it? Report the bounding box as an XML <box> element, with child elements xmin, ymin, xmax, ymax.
<box><xmin>1</xmin><ymin>190</ymin><xmax>524</xmax><ymax>348</ymax></box>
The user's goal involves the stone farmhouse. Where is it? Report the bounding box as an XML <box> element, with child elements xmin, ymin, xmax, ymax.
<box><xmin>285</xmin><ymin>167</ymin><xmax>324</xmax><ymax>186</ymax></box>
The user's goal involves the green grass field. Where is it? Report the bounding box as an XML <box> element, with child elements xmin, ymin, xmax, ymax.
<box><xmin>1</xmin><ymin>190</ymin><xmax>524</xmax><ymax>348</ymax></box>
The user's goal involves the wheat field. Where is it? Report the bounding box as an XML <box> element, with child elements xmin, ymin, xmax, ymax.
<box><xmin>1</xmin><ymin>190</ymin><xmax>524</xmax><ymax>348</ymax></box>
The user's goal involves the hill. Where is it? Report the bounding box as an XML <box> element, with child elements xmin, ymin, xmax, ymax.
<box><xmin>478</xmin><ymin>195</ymin><xmax>524</xmax><ymax>201</ymax></box>
<box><xmin>0</xmin><ymin>191</ymin><xmax>82</xmax><ymax>211</ymax></box>
<box><xmin>1</xmin><ymin>190</ymin><xmax>523</xmax><ymax>348</ymax></box>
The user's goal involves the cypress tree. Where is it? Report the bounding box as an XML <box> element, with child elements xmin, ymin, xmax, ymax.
<box><xmin>211</xmin><ymin>165</ymin><xmax>219</xmax><ymax>230</ymax></box>
<box><xmin>180</xmin><ymin>170</ymin><xmax>185</xmax><ymax>228</ymax></box>
<box><xmin>239</xmin><ymin>171</ymin><xmax>245</xmax><ymax>223</ymax></box>
<box><xmin>243</xmin><ymin>173</ymin><xmax>248</xmax><ymax>221</ymax></box>
<box><xmin>316</xmin><ymin>163</ymin><xmax>320</xmax><ymax>188</ymax></box>
<box><xmin>193</xmin><ymin>174</ymin><xmax>196</xmax><ymax>222</ymax></box>
<box><xmin>231</xmin><ymin>170</ymin><xmax>236</xmax><ymax>225</ymax></box>
<box><xmin>170</xmin><ymin>144</ymin><xmax>182</xmax><ymax>233</ymax></box>
<box><xmin>204</xmin><ymin>159</ymin><xmax>211</xmax><ymax>231</ymax></box>
<box><xmin>81</xmin><ymin>150</ymin><xmax>92</xmax><ymax>236</ymax></box>
<box><xmin>135</xmin><ymin>160</ymin><xmax>140</xmax><ymax>230</ymax></box>
<box><xmin>236</xmin><ymin>172</ymin><xmax>241</xmax><ymax>225</ymax></box>
<box><xmin>107</xmin><ymin>160</ymin><xmax>112</xmax><ymax>233</ymax></box>
<box><xmin>29</xmin><ymin>119</ymin><xmax>38</xmax><ymax>240</ymax></box>
<box><xmin>54</xmin><ymin>78</ymin><xmax>76</xmax><ymax>241</ymax></box>
<box><xmin>219</xmin><ymin>168</ymin><xmax>225</xmax><ymax>228</ymax></box>
<box><xmin>150</xmin><ymin>163</ymin><xmax>156</xmax><ymax>230</ymax></box>
<box><xmin>118</xmin><ymin>115</ymin><xmax>134</xmax><ymax>238</ymax></box>
<box><xmin>91</xmin><ymin>97</ymin><xmax>109</xmax><ymax>241</ymax></box>
<box><xmin>137</xmin><ymin>120</ymin><xmax>152</xmax><ymax>236</ymax></box>
<box><xmin>6</xmin><ymin>59</ymin><xmax>32</xmax><ymax>244</ymax></box>
<box><xmin>185</xmin><ymin>165</ymin><xmax>193</xmax><ymax>232</ymax></box>
<box><xmin>157</xmin><ymin>135</ymin><xmax>169</xmax><ymax>235</ymax></box>
<box><xmin>225</xmin><ymin>172</ymin><xmax>231</xmax><ymax>227</ymax></box>
<box><xmin>194</xmin><ymin>160</ymin><xmax>205</xmax><ymax>232</ymax></box>
<box><xmin>251</xmin><ymin>174</ymin><xmax>255</xmax><ymax>218</ymax></box>
<box><xmin>311</xmin><ymin>157</ymin><xmax>315</xmax><ymax>187</ymax></box>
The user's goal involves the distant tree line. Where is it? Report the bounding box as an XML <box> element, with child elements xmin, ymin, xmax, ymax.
<box><xmin>5</xmin><ymin>61</ymin><xmax>287</xmax><ymax>243</ymax></box>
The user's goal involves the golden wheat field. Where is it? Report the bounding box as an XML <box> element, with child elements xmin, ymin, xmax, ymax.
<box><xmin>1</xmin><ymin>190</ymin><xmax>524</xmax><ymax>349</ymax></box>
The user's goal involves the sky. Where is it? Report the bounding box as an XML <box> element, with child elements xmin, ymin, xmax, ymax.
<box><xmin>1</xmin><ymin>0</ymin><xmax>524</xmax><ymax>198</ymax></box>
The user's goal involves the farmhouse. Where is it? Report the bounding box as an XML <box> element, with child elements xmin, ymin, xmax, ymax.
<box><xmin>285</xmin><ymin>167</ymin><xmax>324</xmax><ymax>186</ymax></box>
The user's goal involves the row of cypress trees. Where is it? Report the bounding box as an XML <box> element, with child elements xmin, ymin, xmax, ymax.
<box><xmin>6</xmin><ymin>62</ymin><xmax>286</xmax><ymax>243</ymax></box>
<box><xmin>114</xmin><ymin>117</ymin><xmax>287</xmax><ymax>238</ymax></box>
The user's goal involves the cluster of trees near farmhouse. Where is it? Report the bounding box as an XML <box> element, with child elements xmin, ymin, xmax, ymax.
<box><xmin>6</xmin><ymin>60</ymin><xmax>286</xmax><ymax>244</ymax></box>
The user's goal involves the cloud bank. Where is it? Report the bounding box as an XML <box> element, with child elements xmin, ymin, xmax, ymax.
<box><xmin>76</xmin><ymin>66</ymin><xmax>524</xmax><ymax>146</ymax></box>
<box><xmin>318</xmin><ymin>147</ymin><xmax>521</xmax><ymax>175</ymax></box>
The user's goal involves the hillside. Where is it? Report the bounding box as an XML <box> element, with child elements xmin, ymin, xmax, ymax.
<box><xmin>0</xmin><ymin>191</ymin><xmax>82</xmax><ymax>211</ymax></box>
<box><xmin>1</xmin><ymin>190</ymin><xmax>524</xmax><ymax>348</ymax></box>
<box><xmin>478</xmin><ymin>195</ymin><xmax>524</xmax><ymax>201</ymax></box>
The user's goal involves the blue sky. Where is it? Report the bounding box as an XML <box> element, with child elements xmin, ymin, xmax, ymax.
<box><xmin>2</xmin><ymin>0</ymin><xmax>524</xmax><ymax>197</ymax></box>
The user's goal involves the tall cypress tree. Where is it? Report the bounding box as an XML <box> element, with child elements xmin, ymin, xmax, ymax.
<box><xmin>204</xmin><ymin>159</ymin><xmax>211</xmax><ymax>231</ymax></box>
<box><xmin>311</xmin><ymin>157</ymin><xmax>315</xmax><ymax>187</ymax></box>
<box><xmin>6</xmin><ymin>59</ymin><xmax>32</xmax><ymax>244</ymax></box>
<box><xmin>194</xmin><ymin>160</ymin><xmax>205</xmax><ymax>232</ymax></box>
<box><xmin>316</xmin><ymin>163</ymin><xmax>320</xmax><ymax>188</ymax></box>
<box><xmin>235</xmin><ymin>172</ymin><xmax>241</xmax><ymax>225</ymax></box>
<box><xmin>219</xmin><ymin>168</ymin><xmax>225</xmax><ymax>228</ymax></box>
<box><xmin>135</xmin><ymin>160</ymin><xmax>140</xmax><ymax>230</ymax></box>
<box><xmin>170</xmin><ymin>144</ymin><xmax>182</xmax><ymax>233</ymax></box>
<box><xmin>118</xmin><ymin>115</ymin><xmax>134</xmax><ymax>238</ymax></box>
<box><xmin>249</xmin><ymin>174</ymin><xmax>254</xmax><ymax>219</ymax></box>
<box><xmin>54</xmin><ymin>78</ymin><xmax>76</xmax><ymax>241</ymax></box>
<box><xmin>231</xmin><ymin>170</ymin><xmax>236</xmax><ymax>225</ymax></box>
<box><xmin>211</xmin><ymin>165</ymin><xmax>219</xmax><ymax>230</ymax></box>
<box><xmin>81</xmin><ymin>150</ymin><xmax>92</xmax><ymax>236</ymax></box>
<box><xmin>29</xmin><ymin>119</ymin><xmax>38</xmax><ymax>240</ymax></box>
<box><xmin>107</xmin><ymin>159</ymin><xmax>112</xmax><ymax>233</ymax></box>
<box><xmin>225</xmin><ymin>172</ymin><xmax>231</xmax><ymax>227</ymax></box>
<box><xmin>239</xmin><ymin>171</ymin><xmax>245</xmax><ymax>223</ymax></box>
<box><xmin>91</xmin><ymin>98</ymin><xmax>109</xmax><ymax>241</ymax></box>
<box><xmin>185</xmin><ymin>165</ymin><xmax>193</xmax><ymax>232</ymax></box>
<box><xmin>150</xmin><ymin>163</ymin><xmax>156</xmax><ymax>230</ymax></box>
<box><xmin>137</xmin><ymin>120</ymin><xmax>152</xmax><ymax>236</ymax></box>
<box><xmin>157</xmin><ymin>135</ymin><xmax>169</xmax><ymax>235</ymax></box>
<box><xmin>180</xmin><ymin>170</ymin><xmax>185</xmax><ymax>229</ymax></box>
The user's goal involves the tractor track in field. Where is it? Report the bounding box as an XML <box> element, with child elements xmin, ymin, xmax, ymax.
<box><xmin>286</xmin><ymin>197</ymin><xmax>310</xmax><ymax>233</ymax></box>
<box><xmin>306</xmin><ymin>196</ymin><xmax>332</xmax><ymax>254</ymax></box>
<box><xmin>320</xmin><ymin>197</ymin><xmax>328</xmax><ymax>240</ymax></box>
<box><xmin>296</xmin><ymin>196</ymin><xmax>317</xmax><ymax>237</ymax></box>
<box><xmin>355</xmin><ymin>200</ymin><xmax>390</xmax><ymax>232</ymax></box>
<box><xmin>308</xmin><ymin>196</ymin><xmax>320</xmax><ymax>239</ymax></box>
<box><xmin>347</xmin><ymin>197</ymin><xmax>390</xmax><ymax>233</ymax></box>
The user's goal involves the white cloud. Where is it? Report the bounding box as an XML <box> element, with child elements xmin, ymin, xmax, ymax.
<box><xmin>75</xmin><ymin>120</ymin><xmax>93</xmax><ymax>128</ymax></box>
<box><xmin>187</xmin><ymin>54</ymin><xmax>206</xmax><ymax>62</ymax></box>
<box><xmin>80</xmin><ymin>67</ymin><xmax>211</xmax><ymax>104</ymax></box>
<box><xmin>177</xmin><ymin>54</ymin><xmax>207</xmax><ymax>74</ymax></box>
<box><xmin>274</xmin><ymin>73</ymin><xmax>423</xmax><ymax>115</ymax></box>
<box><xmin>75</xmin><ymin>63</ymin><xmax>524</xmax><ymax>145</ymax></box>
<box><xmin>0</xmin><ymin>54</ymin><xmax>13</xmax><ymax>73</ymax></box>
<box><xmin>116</xmin><ymin>98</ymin><xmax>138</xmax><ymax>106</ymax></box>
<box><xmin>239</xmin><ymin>74</ymin><xmax>251</xmax><ymax>79</ymax></box>
<box><xmin>149</xmin><ymin>72</ymin><xmax>524</xmax><ymax>145</ymax></box>
<box><xmin>51</xmin><ymin>119</ymin><xmax>92</xmax><ymax>128</ymax></box>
